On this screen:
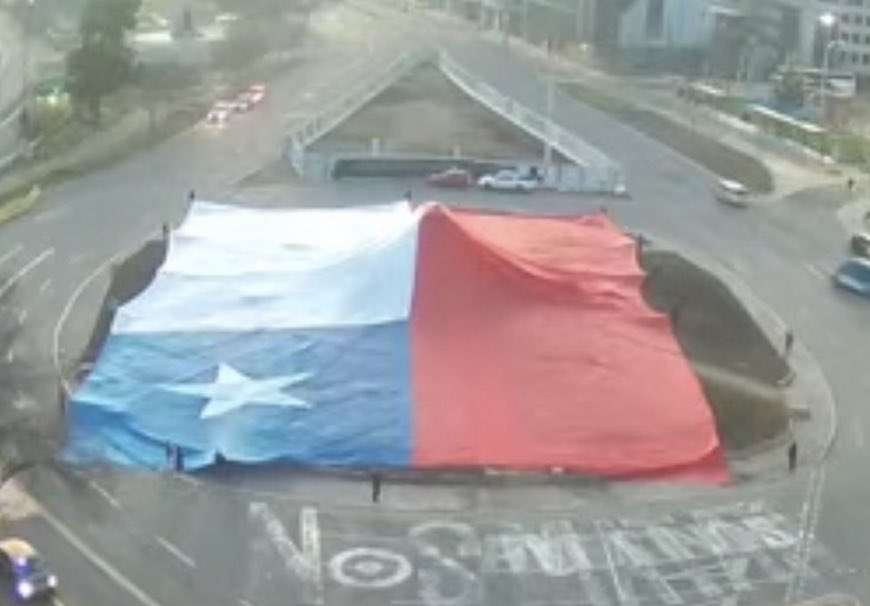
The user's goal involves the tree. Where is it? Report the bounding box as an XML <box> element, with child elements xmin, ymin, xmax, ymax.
<box><xmin>708</xmin><ymin>1</ymin><xmax>785</xmax><ymax>82</ymax></box>
<box><xmin>0</xmin><ymin>281</ymin><xmax>58</xmax><ymax>488</ymax></box>
<box><xmin>65</xmin><ymin>0</ymin><xmax>141</xmax><ymax>123</ymax></box>
<box><xmin>773</xmin><ymin>67</ymin><xmax>806</xmax><ymax>110</ymax></box>
<box><xmin>211</xmin><ymin>20</ymin><xmax>269</xmax><ymax>70</ymax></box>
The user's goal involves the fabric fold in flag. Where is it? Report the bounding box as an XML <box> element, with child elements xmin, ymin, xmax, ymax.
<box><xmin>67</xmin><ymin>200</ymin><xmax>728</xmax><ymax>484</ymax></box>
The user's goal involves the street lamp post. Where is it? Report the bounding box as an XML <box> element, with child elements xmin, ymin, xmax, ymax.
<box><xmin>818</xmin><ymin>12</ymin><xmax>837</xmax><ymax>124</ymax></box>
<box><xmin>544</xmin><ymin>76</ymin><xmax>555</xmax><ymax>170</ymax></box>
<box><xmin>821</xmin><ymin>39</ymin><xmax>841</xmax><ymax>124</ymax></box>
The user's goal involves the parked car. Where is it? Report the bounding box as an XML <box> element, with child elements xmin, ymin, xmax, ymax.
<box><xmin>849</xmin><ymin>232</ymin><xmax>870</xmax><ymax>258</ymax></box>
<box><xmin>426</xmin><ymin>167</ymin><xmax>473</xmax><ymax>188</ymax></box>
<box><xmin>477</xmin><ymin>169</ymin><xmax>538</xmax><ymax>192</ymax></box>
<box><xmin>0</xmin><ymin>539</ymin><xmax>57</xmax><ymax>602</ymax></box>
<box><xmin>205</xmin><ymin>101</ymin><xmax>233</xmax><ymax>127</ymax></box>
<box><xmin>833</xmin><ymin>257</ymin><xmax>870</xmax><ymax>298</ymax></box>
<box><xmin>714</xmin><ymin>179</ymin><xmax>750</xmax><ymax>207</ymax></box>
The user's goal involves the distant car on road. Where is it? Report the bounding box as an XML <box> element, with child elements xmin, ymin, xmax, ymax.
<box><xmin>0</xmin><ymin>539</ymin><xmax>57</xmax><ymax>602</ymax></box>
<box><xmin>205</xmin><ymin>100</ymin><xmax>233</xmax><ymax>127</ymax></box>
<box><xmin>233</xmin><ymin>85</ymin><xmax>266</xmax><ymax>112</ymax></box>
<box><xmin>833</xmin><ymin>257</ymin><xmax>870</xmax><ymax>298</ymax></box>
<box><xmin>714</xmin><ymin>179</ymin><xmax>750</xmax><ymax>207</ymax></box>
<box><xmin>426</xmin><ymin>167</ymin><xmax>473</xmax><ymax>188</ymax></box>
<box><xmin>849</xmin><ymin>232</ymin><xmax>870</xmax><ymax>258</ymax></box>
<box><xmin>246</xmin><ymin>84</ymin><xmax>266</xmax><ymax>106</ymax></box>
<box><xmin>477</xmin><ymin>169</ymin><xmax>538</xmax><ymax>192</ymax></box>
<box><xmin>232</xmin><ymin>94</ymin><xmax>255</xmax><ymax>113</ymax></box>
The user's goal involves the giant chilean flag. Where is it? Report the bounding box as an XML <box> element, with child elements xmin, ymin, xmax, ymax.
<box><xmin>67</xmin><ymin>201</ymin><xmax>727</xmax><ymax>482</ymax></box>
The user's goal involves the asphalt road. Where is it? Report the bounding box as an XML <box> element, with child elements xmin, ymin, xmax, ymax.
<box><xmin>1</xmin><ymin>2</ymin><xmax>870</xmax><ymax>606</ymax></box>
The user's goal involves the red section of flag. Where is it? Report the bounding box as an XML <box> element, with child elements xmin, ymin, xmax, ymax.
<box><xmin>410</xmin><ymin>205</ymin><xmax>727</xmax><ymax>483</ymax></box>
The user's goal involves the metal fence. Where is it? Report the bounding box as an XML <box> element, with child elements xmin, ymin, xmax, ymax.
<box><xmin>438</xmin><ymin>51</ymin><xmax>624</xmax><ymax>193</ymax></box>
<box><xmin>286</xmin><ymin>48</ymin><xmax>434</xmax><ymax>176</ymax></box>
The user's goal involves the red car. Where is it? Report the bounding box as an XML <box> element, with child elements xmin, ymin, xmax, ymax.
<box><xmin>247</xmin><ymin>84</ymin><xmax>266</xmax><ymax>105</ymax></box>
<box><xmin>426</xmin><ymin>167</ymin><xmax>473</xmax><ymax>188</ymax></box>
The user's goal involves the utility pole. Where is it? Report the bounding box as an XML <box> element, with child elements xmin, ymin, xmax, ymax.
<box><xmin>22</xmin><ymin>0</ymin><xmax>35</xmax><ymax>108</ymax></box>
<box><xmin>521</xmin><ymin>0</ymin><xmax>529</xmax><ymax>41</ymax></box>
<box><xmin>543</xmin><ymin>76</ymin><xmax>554</xmax><ymax>170</ymax></box>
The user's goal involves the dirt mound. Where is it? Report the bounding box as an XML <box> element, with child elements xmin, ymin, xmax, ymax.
<box><xmin>315</xmin><ymin>63</ymin><xmax>564</xmax><ymax>161</ymax></box>
<box><xmin>641</xmin><ymin>251</ymin><xmax>790</xmax><ymax>450</ymax></box>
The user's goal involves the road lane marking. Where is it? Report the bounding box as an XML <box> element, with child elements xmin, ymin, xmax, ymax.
<box><xmin>86</xmin><ymin>479</ymin><xmax>121</xmax><ymax>510</ymax></box>
<box><xmin>17</xmin><ymin>308</ymin><xmax>26</xmax><ymax>325</ymax></box>
<box><xmin>52</xmin><ymin>597</ymin><xmax>68</xmax><ymax>606</ymax></box>
<box><xmin>0</xmin><ymin>248</ymin><xmax>53</xmax><ymax>300</ymax></box>
<box><xmin>54</xmin><ymin>251</ymin><xmax>124</xmax><ymax>395</ymax></box>
<box><xmin>155</xmin><ymin>536</ymin><xmax>196</xmax><ymax>569</ymax></box>
<box><xmin>35</xmin><ymin>502</ymin><xmax>165</xmax><ymax>606</ymax></box>
<box><xmin>39</xmin><ymin>278</ymin><xmax>52</xmax><ymax>294</ymax></box>
<box><xmin>856</xmin><ymin>424</ymin><xmax>865</xmax><ymax>450</ymax></box>
<box><xmin>33</xmin><ymin>207</ymin><xmax>67</xmax><ymax>225</ymax></box>
<box><xmin>54</xmin><ymin>228</ymin><xmax>164</xmax><ymax>395</ymax></box>
<box><xmin>0</xmin><ymin>244</ymin><xmax>22</xmax><ymax>267</ymax></box>
<box><xmin>238</xmin><ymin>600</ymin><xmax>255</xmax><ymax>606</ymax></box>
<box><xmin>803</xmin><ymin>262</ymin><xmax>828</xmax><ymax>282</ymax></box>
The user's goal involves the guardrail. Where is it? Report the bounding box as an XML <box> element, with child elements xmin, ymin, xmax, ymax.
<box><xmin>437</xmin><ymin>51</ymin><xmax>625</xmax><ymax>193</ymax></box>
<box><xmin>286</xmin><ymin>48</ymin><xmax>433</xmax><ymax>175</ymax></box>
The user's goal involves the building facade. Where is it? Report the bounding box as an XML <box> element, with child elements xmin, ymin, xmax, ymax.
<box><xmin>797</xmin><ymin>0</ymin><xmax>870</xmax><ymax>75</ymax></box>
<box><xmin>617</xmin><ymin>0</ymin><xmax>715</xmax><ymax>49</ymax></box>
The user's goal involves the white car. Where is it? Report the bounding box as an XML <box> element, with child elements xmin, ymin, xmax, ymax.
<box><xmin>205</xmin><ymin>101</ymin><xmax>234</xmax><ymax>127</ymax></box>
<box><xmin>715</xmin><ymin>178</ymin><xmax>750</xmax><ymax>207</ymax></box>
<box><xmin>477</xmin><ymin>169</ymin><xmax>538</xmax><ymax>192</ymax></box>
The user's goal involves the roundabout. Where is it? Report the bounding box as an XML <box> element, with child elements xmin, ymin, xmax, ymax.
<box><xmin>1</xmin><ymin>4</ymin><xmax>868</xmax><ymax>604</ymax></box>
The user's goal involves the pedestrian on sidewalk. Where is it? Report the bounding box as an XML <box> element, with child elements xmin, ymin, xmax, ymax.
<box><xmin>188</xmin><ymin>189</ymin><xmax>196</xmax><ymax>202</ymax></box>
<box><xmin>783</xmin><ymin>328</ymin><xmax>794</xmax><ymax>358</ymax></box>
<box><xmin>371</xmin><ymin>472</ymin><xmax>382</xmax><ymax>503</ymax></box>
<box><xmin>847</xmin><ymin>177</ymin><xmax>856</xmax><ymax>193</ymax></box>
<box><xmin>788</xmin><ymin>440</ymin><xmax>798</xmax><ymax>472</ymax></box>
<box><xmin>165</xmin><ymin>442</ymin><xmax>174</xmax><ymax>471</ymax></box>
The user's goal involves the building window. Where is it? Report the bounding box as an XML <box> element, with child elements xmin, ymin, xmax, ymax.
<box><xmin>841</xmin><ymin>31</ymin><xmax>850</xmax><ymax>40</ymax></box>
<box><xmin>847</xmin><ymin>0</ymin><xmax>863</xmax><ymax>6</ymax></box>
<box><xmin>863</xmin><ymin>53</ymin><xmax>870</xmax><ymax>64</ymax></box>
<box><xmin>852</xmin><ymin>51</ymin><xmax>860</xmax><ymax>62</ymax></box>
<box><xmin>864</xmin><ymin>34</ymin><xmax>870</xmax><ymax>43</ymax></box>
<box><xmin>842</xmin><ymin>13</ymin><xmax>851</xmax><ymax>23</ymax></box>
<box><xmin>646</xmin><ymin>0</ymin><xmax>665</xmax><ymax>38</ymax></box>
<box><xmin>853</xmin><ymin>32</ymin><xmax>861</xmax><ymax>42</ymax></box>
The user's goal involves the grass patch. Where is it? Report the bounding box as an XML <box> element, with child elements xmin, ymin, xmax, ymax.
<box><xmin>563</xmin><ymin>82</ymin><xmax>774</xmax><ymax>194</ymax></box>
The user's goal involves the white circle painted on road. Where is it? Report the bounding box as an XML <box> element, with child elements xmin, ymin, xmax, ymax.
<box><xmin>329</xmin><ymin>547</ymin><xmax>412</xmax><ymax>589</ymax></box>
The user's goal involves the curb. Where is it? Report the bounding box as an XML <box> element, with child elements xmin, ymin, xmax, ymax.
<box><xmin>0</xmin><ymin>184</ymin><xmax>39</xmax><ymax>227</ymax></box>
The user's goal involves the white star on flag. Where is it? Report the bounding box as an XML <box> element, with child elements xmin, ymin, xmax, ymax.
<box><xmin>163</xmin><ymin>363</ymin><xmax>311</xmax><ymax>419</ymax></box>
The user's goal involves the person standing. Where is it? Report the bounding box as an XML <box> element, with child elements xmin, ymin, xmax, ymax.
<box><xmin>783</xmin><ymin>329</ymin><xmax>795</xmax><ymax>358</ymax></box>
<box><xmin>788</xmin><ymin>440</ymin><xmax>798</xmax><ymax>472</ymax></box>
<box><xmin>371</xmin><ymin>472</ymin><xmax>382</xmax><ymax>503</ymax></box>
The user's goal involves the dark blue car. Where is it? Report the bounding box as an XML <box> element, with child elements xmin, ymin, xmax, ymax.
<box><xmin>834</xmin><ymin>258</ymin><xmax>870</xmax><ymax>298</ymax></box>
<box><xmin>0</xmin><ymin>539</ymin><xmax>57</xmax><ymax>602</ymax></box>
